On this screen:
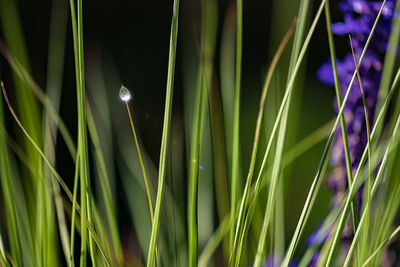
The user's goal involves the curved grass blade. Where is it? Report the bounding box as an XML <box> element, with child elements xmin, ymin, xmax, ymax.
<box><xmin>0</xmin><ymin>84</ymin><xmax>21</xmax><ymax>266</ymax></box>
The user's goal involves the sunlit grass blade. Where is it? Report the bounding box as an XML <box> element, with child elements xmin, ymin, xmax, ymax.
<box><xmin>349</xmin><ymin>35</ymin><xmax>372</xmax><ymax>263</ymax></box>
<box><xmin>147</xmin><ymin>0</ymin><xmax>180</xmax><ymax>265</ymax></box>
<box><xmin>324</xmin><ymin>0</ymin><xmax>359</xmax><ymax>236</ymax></box>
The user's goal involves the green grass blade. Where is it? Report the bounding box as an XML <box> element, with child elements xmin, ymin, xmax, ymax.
<box><xmin>229</xmin><ymin>0</ymin><xmax>243</xmax><ymax>253</ymax></box>
<box><xmin>68</xmin><ymin>0</ymin><xmax>95</xmax><ymax>264</ymax></box>
<box><xmin>349</xmin><ymin>36</ymin><xmax>372</xmax><ymax>263</ymax></box>
<box><xmin>324</xmin><ymin>0</ymin><xmax>359</xmax><ymax>235</ymax></box>
<box><xmin>70</xmin><ymin>152</ymin><xmax>80</xmax><ymax>267</ymax></box>
<box><xmin>87</xmin><ymin>103</ymin><xmax>123</xmax><ymax>265</ymax></box>
<box><xmin>0</xmin><ymin>41</ymin><xmax>77</xmax><ymax>158</ymax></box>
<box><xmin>146</xmin><ymin>0</ymin><xmax>180</xmax><ymax>265</ymax></box>
<box><xmin>43</xmin><ymin>0</ymin><xmax>70</xmax><ymax>264</ymax></box>
<box><xmin>0</xmin><ymin>84</ymin><xmax>21</xmax><ymax>266</ymax></box>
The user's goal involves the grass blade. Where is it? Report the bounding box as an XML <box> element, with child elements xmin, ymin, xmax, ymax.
<box><xmin>146</xmin><ymin>0</ymin><xmax>180</xmax><ymax>265</ymax></box>
<box><xmin>229</xmin><ymin>0</ymin><xmax>243</xmax><ymax>253</ymax></box>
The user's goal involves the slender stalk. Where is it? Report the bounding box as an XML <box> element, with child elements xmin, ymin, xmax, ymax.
<box><xmin>125</xmin><ymin>101</ymin><xmax>154</xmax><ymax>221</ymax></box>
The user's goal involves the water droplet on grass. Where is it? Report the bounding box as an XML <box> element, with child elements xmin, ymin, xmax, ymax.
<box><xmin>119</xmin><ymin>85</ymin><xmax>131</xmax><ymax>101</ymax></box>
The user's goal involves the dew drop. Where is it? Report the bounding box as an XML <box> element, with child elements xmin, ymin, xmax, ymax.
<box><xmin>119</xmin><ymin>85</ymin><xmax>131</xmax><ymax>102</ymax></box>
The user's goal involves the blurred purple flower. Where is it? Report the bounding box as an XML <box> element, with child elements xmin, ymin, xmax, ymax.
<box><xmin>264</xmin><ymin>256</ymin><xmax>298</xmax><ymax>267</ymax></box>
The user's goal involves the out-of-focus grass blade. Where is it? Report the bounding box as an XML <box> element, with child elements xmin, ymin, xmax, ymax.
<box><xmin>0</xmin><ymin>41</ymin><xmax>77</xmax><ymax>159</ymax></box>
<box><xmin>0</xmin><ymin>85</ymin><xmax>21</xmax><ymax>266</ymax></box>
<box><xmin>43</xmin><ymin>0</ymin><xmax>70</xmax><ymax>264</ymax></box>
<box><xmin>349</xmin><ymin>35</ymin><xmax>372</xmax><ymax>263</ymax></box>
<box><xmin>1</xmin><ymin>81</ymin><xmax>112</xmax><ymax>266</ymax></box>
<box><xmin>0</xmin><ymin>0</ymin><xmax>51</xmax><ymax>264</ymax></box>
<box><xmin>87</xmin><ymin>102</ymin><xmax>123</xmax><ymax>265</ymax></box>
